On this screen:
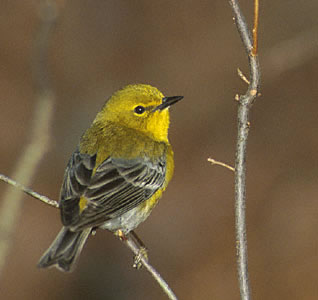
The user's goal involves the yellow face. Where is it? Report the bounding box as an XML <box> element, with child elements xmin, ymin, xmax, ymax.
<box><xmin>98</xmin><ymin>84</ymin><xmax>171</xmax><ymax>142</ymax></box>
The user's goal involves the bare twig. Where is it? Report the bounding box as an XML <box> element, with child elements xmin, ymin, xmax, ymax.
<box><xmin>124</xmin><ymin>234</ymin><xmax>178</xmax><ymax>300</ymax></box>
<box><xmin>0</xmin><ymin>174</ymin><xmax>58</xmax><ymax>208</ymax></box>
<box><xmin>237</xmin><ymin>68</ymin><xmax>250</xmax><ymax>85</ymax></box>
<box><xmin>207</xmin><ymin>158</ymin><xmax>235</xmax><ymax>172</ymax></box>
<box><xmin>252</xmin><ymin>0</ymin><xmax>259</xmax><ymax>56</ymax></box>
<box><xmin>0</xmin><ymin>0</ymin><xmax>57</xmax><ymax>277</ymax></box>
<box><xmin>228</xmin><ymin>0</ymin><xmax>261</xmax><ymax>300</ymax></box>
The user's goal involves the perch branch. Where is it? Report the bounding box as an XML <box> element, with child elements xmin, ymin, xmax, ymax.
<box><xmin>124</xmin><ymin>234</ymin><xmax>178</xmax><ymax>300</ymax></box>
<box><xmin>0</xmin><ymin>174</ymin><xmax>58</xmax><ymax>208</ymax></box>
<box><xmin>228</xmin><ymin>0</ymin><xmax>261</xmax><ymax>300</ymax></box>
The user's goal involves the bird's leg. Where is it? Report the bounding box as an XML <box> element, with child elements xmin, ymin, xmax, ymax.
<box><xmin>115</xmin><ymin>229</ymin><xmax>127</xmax><ymax>241</ymax></box>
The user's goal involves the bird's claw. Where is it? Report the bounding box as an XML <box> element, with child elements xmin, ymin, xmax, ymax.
<box><xmin>133</xmin><ymin>247</ymin><xmax>148</xmax><ymax>270</ymax></box>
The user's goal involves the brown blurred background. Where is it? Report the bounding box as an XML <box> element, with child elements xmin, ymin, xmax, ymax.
<box><xmin>1</xmin><ymin>1</ymin><xmax>318</xmax><ymax>299</ymax></box>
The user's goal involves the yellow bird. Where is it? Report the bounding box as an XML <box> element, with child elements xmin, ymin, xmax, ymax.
<box><xmin>38</xmin><ymin>84</ymin><xmax>183</xmax><ymax>271</ymax></box>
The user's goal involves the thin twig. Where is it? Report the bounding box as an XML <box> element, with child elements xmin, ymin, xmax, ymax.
<box><xmin>0</xmin><ymin>174</ymin><xmax>58</xmax><ymax>208</ymax></box>
<box><xmin>124</xmin><ymin>234</ymin><xmax>178</xmax><ymax>300</ymax></box>
<box><xmin>252</xmin><ymin>0</ymin><xmax>259</xmax><ymax>56</ymax></box>
<box><xmin>207</xmin><ymin>158</ymin><xmax>235</xmax><ymax>172</ymax></box>
<box><xmin>228</xmin><ymin>0</ymin><xmax>261</xmax><ymax>300</ymax></box>
<box><xmin>237</xmin><ymin>68</ymin><xmax>250</xmax><ymax>85</ymax></box>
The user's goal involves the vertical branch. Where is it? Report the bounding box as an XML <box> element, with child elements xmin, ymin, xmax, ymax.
<box><xmin>0</xmin><ymin>0</ymin><xmax>58</xmax><ymax>277</ymax></box>
<box><xmin>228</xmin><ymin>1</ymin><xmax>261</xmax><ymax>300</ymax></box>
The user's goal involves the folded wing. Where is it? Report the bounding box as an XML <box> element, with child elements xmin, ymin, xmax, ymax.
<box><xmin>59</xmin><ymin>149</ymin><xmax>166</xmax><ymax>230</ymax></box>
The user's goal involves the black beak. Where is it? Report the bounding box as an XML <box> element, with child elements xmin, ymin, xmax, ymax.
<box><xmin>153</xmin><ymin>96</ymin><xmax>183</xmax><ymax>111</ymax></box>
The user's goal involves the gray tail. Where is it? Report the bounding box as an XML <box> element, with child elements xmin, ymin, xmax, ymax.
<box><xmin>38</xmin><ymin>227</ymin><xmax>91</xmax><ymax>272</ymax></box>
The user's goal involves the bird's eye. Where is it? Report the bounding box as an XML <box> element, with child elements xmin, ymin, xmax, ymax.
<box><xmin>134</xmin><ymin>105</ymin><xmax>146</xmax><ymax>114</ymax></box>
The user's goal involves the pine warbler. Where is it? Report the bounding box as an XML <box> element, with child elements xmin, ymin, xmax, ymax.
<box><xmin>38</xmin><ymin>84</ymin><xmax>183</xmax><ymax>272</ymax></box>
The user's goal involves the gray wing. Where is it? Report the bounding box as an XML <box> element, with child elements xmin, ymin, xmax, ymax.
<box><xmin>59</xmin><ymin>150</ymin><xmax>166</xmax><ymax>230</ymax></box>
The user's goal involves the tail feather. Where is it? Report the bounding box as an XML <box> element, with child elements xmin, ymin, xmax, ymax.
<box><xmin>38</xmin><ymin>227</ymin><xmax>91</xmax><ymax>272</ymax></box>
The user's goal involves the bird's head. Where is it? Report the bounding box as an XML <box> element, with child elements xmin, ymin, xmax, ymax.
<box><xmin>98</xmin><ymin>84</ymin><xmax>183</xmax><ymax>142</ymax></box>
